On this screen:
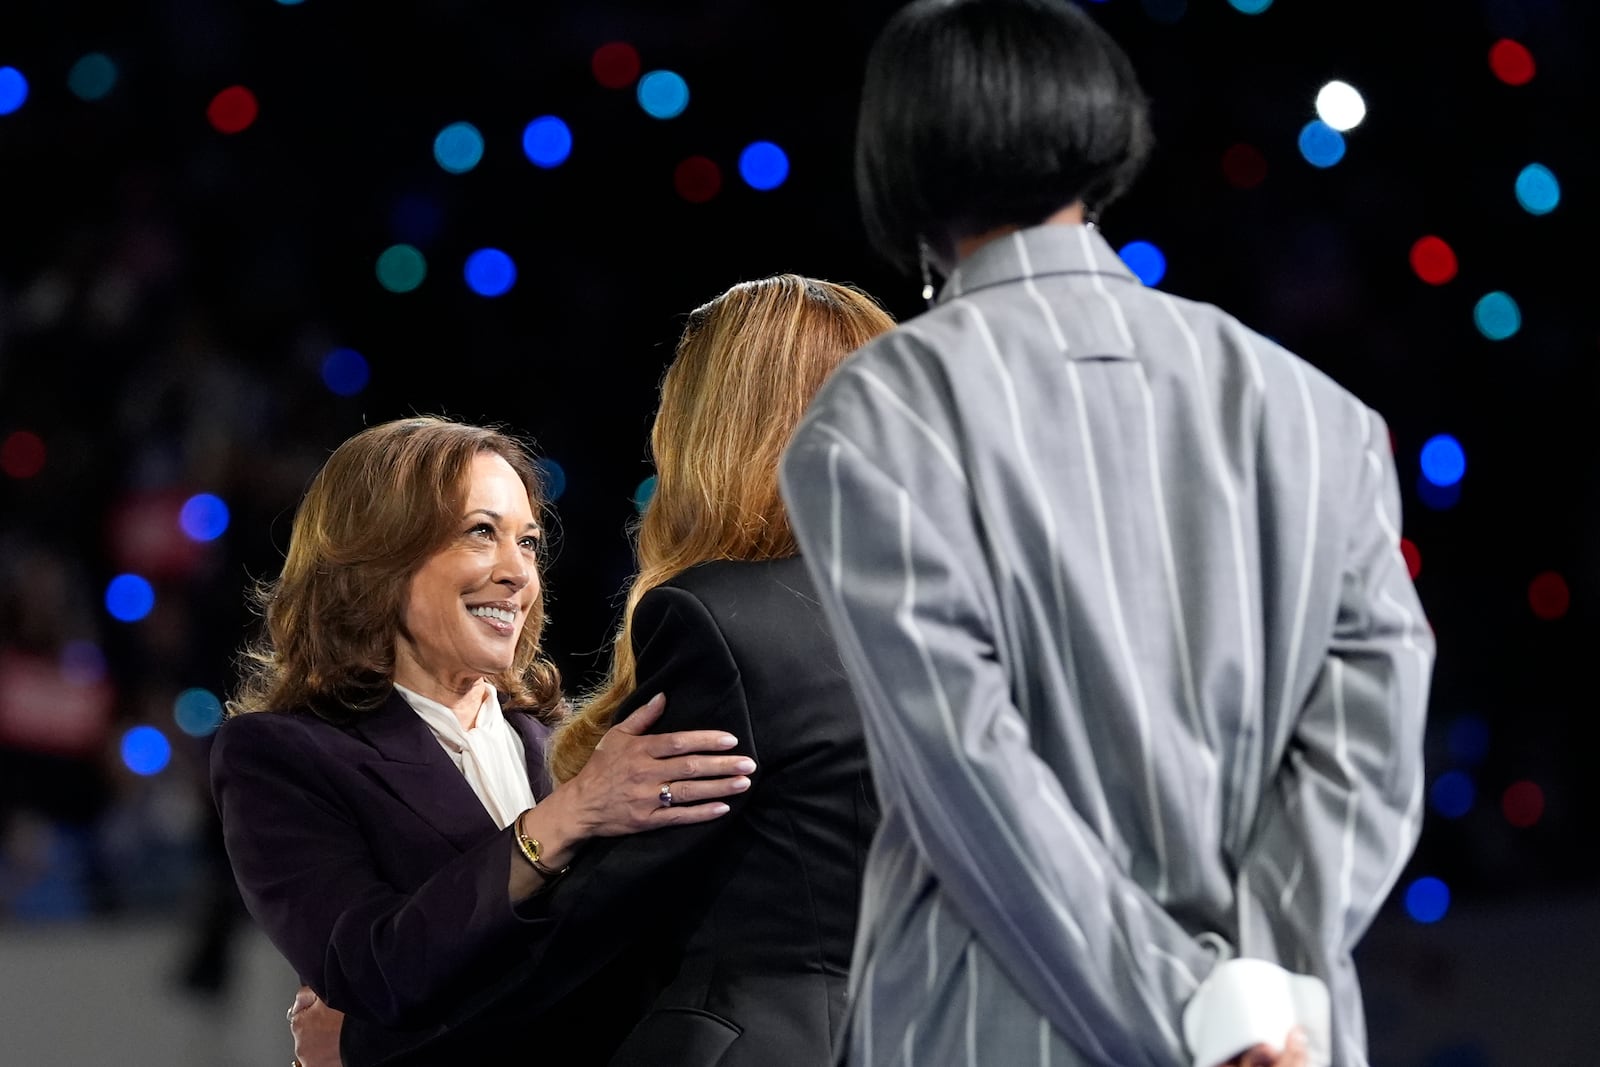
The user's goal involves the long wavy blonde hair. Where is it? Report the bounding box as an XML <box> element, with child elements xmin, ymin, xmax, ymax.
<box><xmin>547</xmin><ymin>275</ymin><xmax>894</xmax><ymax>782</ymax></box>
<box><xmin>230</xmin><ymin>417</ymin><xmax>563</xmax><ymax>722</ymax></box>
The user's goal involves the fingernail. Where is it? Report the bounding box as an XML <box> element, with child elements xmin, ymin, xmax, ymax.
<box><xmin>711</xmin><ymin>803</ymin><xmax>730</xmax><ymax>815</ymax></box>
<box><xmin>732</xmin><ymin>776</ymin><xmax>751</xmax><ymax>790</ymax></box>
<box><xmin>652</xmin><ymin>692</ymin><xmax>666</xmax><ymax>705</ymax></box>
<box><xmin>716</xmin><ymin>734</ymin><xmax>739</xmax><ymax>748</ymax></box>
<box><xmin>733</xmin><ymin>758</ymin><xmax>756</xmax><ymax>773</ymax></box>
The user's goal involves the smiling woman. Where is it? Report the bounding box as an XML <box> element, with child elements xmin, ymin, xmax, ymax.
<box><xmin>209</xmin><ymin>416</ymin><xmax>756</xmax><ymax>1065</ymax></box>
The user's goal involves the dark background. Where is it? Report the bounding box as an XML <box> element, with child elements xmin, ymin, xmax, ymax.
<box><xmin>0</xmin><ymin>1</ymin><xmax>1595</xmax><ymax>1064</ymax></box>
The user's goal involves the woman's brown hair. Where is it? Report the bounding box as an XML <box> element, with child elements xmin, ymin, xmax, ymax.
<box><xmin>229</xmin><ymin>416</ymin><xmax>563</xmax><ymax>722</ymax></box>
<box><xmin>546</xmin><ymin>275</ymin><xmax>894</xmax><ymax>782</ymax></box>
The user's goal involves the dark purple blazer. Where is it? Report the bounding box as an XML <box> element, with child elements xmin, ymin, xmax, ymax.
<box><xmin>210</xmin><ymin>691</ymin><xmax>654</xmax><ymax>1065</ymax></box>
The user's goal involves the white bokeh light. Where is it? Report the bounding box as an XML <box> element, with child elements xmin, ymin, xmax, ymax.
<box><xmin>1315</xmin><ymin>80</ymin><xmax>1367</xmax><ymax>132</ymax></box>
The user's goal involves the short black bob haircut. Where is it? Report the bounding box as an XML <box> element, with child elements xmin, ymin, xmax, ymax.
<box><xmin>856</xmin><ymin>0</ymin><xmax>1154</xmax><ymax>275</ymax></box>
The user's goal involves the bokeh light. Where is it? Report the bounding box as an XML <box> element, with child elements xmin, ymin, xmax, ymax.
<box><xmin>1</xmin><ymin>430</ymin><xmax>46</xmax><ymax>478</ymax></box>
<box><xmin>1118</xmin><ymin>241</ymin><xmax>1167</xmax><ymax>286</ymax></box>
<box><xmin>1405</xmin><ymin>877</ymin><xmax>1450</xmax><ymax>923</ymax></box>
<box><xmin>1315</xmin><ymin>80</ymin><xmax>1367</xmax><ymax>131</ymax></box>
<box><xmin>535</xmin><ymin>458</ymin><xmax>567</xmax><ymax>502</ymax></box>
<box><xmin>637</xmin><ymin>70</ymin><xmax>689</xmax><ymax>119</ymax></box>
<box><xmin>464</xmin><ymin>249</ymin><xmax>516</xmax><ymax>297</ymax></box>
<box><xmin>174</xmin><ymin>688</ymin><xmax>225</xmax><ymax>738</ymax></box>
<box><xmin>674</xmin><ymin>156</ymin><xmax>723</xmax><ymax>203</ymax></box>
<box><xmin>121</xmin><ymin>726</ymin><xmax>172</xmax><ymax>776</ymax></box>
<box><xmin>206</xmin><ymin>86</ymin><xmax>259</xmax><ymax>134</ymax></box>
<box><xmin>1227</xmin><ymin>0</ymin><xmax>1274</xmax><ymax>12</ymax></box>
<box><xmin>1527</xmin><ymin>571</ymin><xmax>1570</xmax><ymax>621</ymax></box>
<box><xmin>376</xmin><ymin>244</ymin><xmax>427</xmax><ymax>293</ymax></box>
<box><xmin>321</xmin><ymin>347</ymin><xmax>370</xmax><ymax>396</ymax></box>
<box><xmin>1447</xmin><ymin>715</ymin><xmax>1490</xmax><ymax>766</ymax></box>
<box><xmin>634</xmin><ymin>475</ymin><xmax>658</xmax><ymax>513</ymax></box>
<box><xmin>1297</xmin><ymin>120</ymin><xmax>1345</xmax><ymax>168</ymax></box>
<box><xmin>738</xmin><ymin>141</ymin><xmax>789</xmax><ymax>190</ymax></box>
<box><xmin>60</xmin><ymin>641</ymin><xmax>108</xmax><ymax>686</ymax></box>
<box><xmin>1221</xmin><ymin>143</ymin><xmax>1267</xmax><ymax>190</ymax></box>
<box><xmin>178</xmin><ymin>493</ymin><xmax>230</xmax><ymax>542</ymax></box>
<box><xmin>1473</xmin><ymin>291</ymin><xmax>1521</xmax><ymax>340</ymax></box>
<box><xmin>1419</xmin><ymin>434</ymin><xmax>1465</xmax><ymax>487</ymax></box>
<box><xmin>1431</xmin><ymin>771</ymin><xmax>1475</xmax><ymax>819</ymax></box>
<box><xmin>592</xmin><ymin>42</ymin><xmax>641</xmax><ymax>89</ymax></box>
<box><xmin>0</xmin><ymin>66</ymin><xmax>29</xmax><ymax>115</ymax></box>
<box><xmin>67</xmin><ymin>53</ymin><xmax>118</xmax><ymax>101</ymax></box>
<box><xmin>522</xmin><ymin>116</ymin><xmax>572</xmax><ymax>168</ymax></box>
<box><xmin>1400</xmin><ymin>537</ymin><xmax>1421</xmax><ymax>579</ymax></box>
<box><xmin>1514</xmin><ymin>164</ymin><xmax>1559</xmax><ymax>215</ymax></box>
<box><xmin>1489</xmin><ymin>39</ymin><xmax>1535</xmax><ymax>85</ymax></box>
<box><xmin>1409</xmin><ymin>236</ymin><xmax>1458</xmax><ymax>285</ymax></box>
<box><xmin>1502</xmin><ymin>781</ymin><xmax>1544</xmax><ymax>828</ymax></box>
<box><xmin>433</xmin><ymin>121</ymin><xmax>484</xmax><ymax>174</ymax></box>
<box><xmin>105</xmin><ymin>574</ymin><xmax>155</xmax><ymax>622</ymax></box>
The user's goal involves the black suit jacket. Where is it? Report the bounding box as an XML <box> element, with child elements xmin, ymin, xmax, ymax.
<box><xmin>525</xmin><ymin>556</ymin><xmax>879</xmax><ymax>1067</ymax></box>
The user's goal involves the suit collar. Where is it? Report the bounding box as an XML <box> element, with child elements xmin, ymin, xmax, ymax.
<box><xmin>939</xmin><ymin>222</ymin><xmax>1139</xmax><ymax>305</ymax></box>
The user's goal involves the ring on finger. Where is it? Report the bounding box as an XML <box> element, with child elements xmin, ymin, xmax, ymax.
<box><xmin>658</xmin><ymin>782</ymin><xmax>675</xmax><ymax>808</ymax></box>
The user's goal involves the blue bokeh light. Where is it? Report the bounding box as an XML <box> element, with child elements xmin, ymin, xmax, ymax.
<box><xmin>637</xmin><ymin>70</ymin><xmax>689</xmax><ymax>119</ymax></box>
<box><xmin>433</xmin><ymin>122</ymin><xmax>485</xmax><ymax>174</ymax></box>
<box><xmin>1514</xmin><ymin>164</ymin><xmax>1559</xmax><ymax>215</ymax></box>
<box><xmin>121</xmin><ymin>726</ymin><xmax>172</xmax><ymax>776</ymax></box>
<box><xmin>1430</xmin><ymin>771</ymin><xmax>1475</xmax><ymax>819</ymax></box>
<box><xmin>1419</xmin><ymin>434</ymin><xmax>1466</xmax><ymax>487</ymax></box>
<box><xmin>1405</xmin><ymin>876</ymin><xmax>1451</xmax><ymax>924</ymax></box>
<box><xmin>105</xmin><ymin>574</ymin><xmax>155</xmax><ymax>622</ymax></box>
<box><xmin>1228</xmin><ymin>0</ymin><xmax>1274</xmax><ymax>11</ymax></box>
<box><xmin>1447</xmin><ymin>715</ymin><xmax>1490</xmax><ymax>766</ymax></box>
<box><xmin>739</xmin><ymin>141</ymin><xmax>790</xmax><ymax>191</ymax></box>
<box><xmin>535</xmin><ymin>458</ymin><xmax>567</xmax><ymax>502</ymax></box>
<box><xmin>1297</xmin><ymin>120</ymin><xmax>1346</xmax><ymax>168</ymax></box>
<box><xmin>179</xmin><ymin>493</ymin><xmax>230</xmax><ymax>542</ymax></box>
<box><xmin>0</xmin><ymin>66</ymin><xmax>29</xmax><ymax>115</ymax></box>
<box><xmin>464</xmin><ymin>249</ymin><xmax>517</xmax><ymax>297</ymax></box>
<box><xmin>522</xmin><ymin>116</ymin><xmax>573</xmax><ymax>168</ymax></box>
<box><xmin>68</xmin><ymin>53</ymin><xmax>118</xmax><ymax>101</ymax></box>
<box><xmin>1473</xmin><ymin>291</ymin><xmax>1521</xmax><ymax>341</ymax></box>
<box><xmin>174</xmin><ymin>688</ymin><xmax>225</xmax><ymax>737</ymax></box>
<box><xmin>634</xmin><ymin>475</ymin><xmax>658</xmax><ymax>513</ymax></box>
<box><xmin>1118</xmin><ymin>241</ymin><xmax>1167</xmax><ymax>286</ymax></box>
<box><xmin>322</xmin><ymin>347</ymin><xmax>370</xmax><ymax>396</ymax></box>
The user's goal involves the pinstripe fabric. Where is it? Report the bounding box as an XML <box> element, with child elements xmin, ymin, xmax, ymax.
<box><xmin>778</xmin><ymin>224</ymin><xmax>1432</xmax><ymax>1067</ymax></box>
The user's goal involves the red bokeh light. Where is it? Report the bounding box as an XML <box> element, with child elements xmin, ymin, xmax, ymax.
<box><xmin>592</xmin><ymin>42</ymin><xmax>641</xmax><ymax>90</ymax></box>
<box><xmin>1527</xmin><ymin>571</ymin><xmax>1570</xmax><ymax>620</ymax></box>
<box><xmin>1221</xmin><ymin>143</ymin><xmax>1267</xmax><ymax>190</ymax></box>
<box><xmin>674</xmin><ymin>156</ymin><xmax>722</xmax><ymax>203</ymax></box>
<box><xmin>1489</xmin><ymin>39</ymin><xmax>1536</xmax><ymax>86</ymax></box>
<box><xmin>1410</xmin><ymin>236</ymin><xmax>1458</xmax><ymax>286</ymax></box>
<box><xmin>207</xmin><ymin>85</ymin><xmax>259</xmax><ymax>134</ymax></box>
<box><xmin>1501</xmin><ymin>780</ymin><xmax>1544</xmax><ymax>828</ymax></box>
<box><xmin>1400</xmin><ymin>538</ymin><xmax>1421</xmax><ymax>580</ymax></box>
<box><xmin>1</xmin><ymin>430</ymin><xmax>46</xmax><ymax>479</ymax></box>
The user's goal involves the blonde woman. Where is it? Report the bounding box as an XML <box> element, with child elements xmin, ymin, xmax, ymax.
<box><xmin>533</xmin><ymin>274</ymin><xmax>895</xmax><ymax>1066</ymax></box>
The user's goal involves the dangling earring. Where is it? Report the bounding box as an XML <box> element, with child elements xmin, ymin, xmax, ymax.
<box><xmin>1083</xmin><ymin>205</ymin><xmax>1101</xmax><ymax>231</ymax></box>
<box><xmin>918</xmin><ymin>237</ymin><xmax>936</xmax><ymax>308</ymax></box>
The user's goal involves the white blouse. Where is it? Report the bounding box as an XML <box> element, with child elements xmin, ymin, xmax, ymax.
<box><xmin>393</xmin><ymin>683</ymin><xmax>536</xmax><ymax>830</ymax></box>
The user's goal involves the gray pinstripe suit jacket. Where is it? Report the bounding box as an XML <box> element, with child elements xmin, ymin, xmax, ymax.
<box><xmin>779</xmin><ymin>223</ymin><xmax>1433</xmax><ymax>1067</ymax></box>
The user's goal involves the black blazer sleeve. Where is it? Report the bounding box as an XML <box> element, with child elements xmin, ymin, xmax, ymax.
<box><xmin>208</xmin><ymin>713</ymin><xmax>554</xmax><ymax>1029</ymax></box>
<box><xmin>510</xmin><ymin>583</ymin><xmax>761</xmax><ymax>1005</ymax></box>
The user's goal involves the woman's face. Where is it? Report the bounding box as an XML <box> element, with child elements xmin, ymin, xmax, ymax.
<box><xmin>393</xmin><ymin>451</ymin><xmax>541</xmax><ymax>699</ymax></box>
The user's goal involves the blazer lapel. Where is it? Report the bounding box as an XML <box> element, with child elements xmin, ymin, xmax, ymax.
<box><xmin>351</xmin><ymin>690</ymin><xmax>498</xmax><ymax>852</ymax></box>
<box><xmin>507</xmin><ymin>709</ymin><xmax>555</xmax><ymax>800</ymax></box>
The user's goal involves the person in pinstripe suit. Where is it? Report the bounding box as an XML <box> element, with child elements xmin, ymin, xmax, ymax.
<box><xmin>778</xmin><ymin>2</ymin><xmax>1433</xmax><ymax>1065</ymax></box>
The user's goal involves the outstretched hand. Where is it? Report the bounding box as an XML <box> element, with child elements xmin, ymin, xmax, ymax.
<box><xmin>555</xmin><ymin>693</ymin><xmax>755</xmax><ymax>838</ymax></box>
